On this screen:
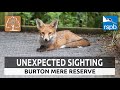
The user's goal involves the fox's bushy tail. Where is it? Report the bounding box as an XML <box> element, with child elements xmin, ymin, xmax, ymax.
<box><xmin>65</xmin><ymin>38</ymin><xmax>90</xmax><ymax>48</ymax></box>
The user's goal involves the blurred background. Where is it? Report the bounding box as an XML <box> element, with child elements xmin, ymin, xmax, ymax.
<box><xmin>0</xmin><ymin>12</ymin><xmax>120</xmax><ymax>28</ymax></box>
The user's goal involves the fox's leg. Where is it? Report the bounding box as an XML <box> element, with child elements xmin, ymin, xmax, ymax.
<box><xmin>36</xmin><ymin>45</ymin><xmax>47</xmax><ymax>52</ymax></box>
<box><xmin>60</xmin><ymin>39</ymin><xmax>90</xmax><ymax>48</ymax></box>
<box><xmin>46</xmin><ymin>45</ymin><xmax>55</xmax><ymax>51</ymax></box>
<box><xmin>36</xmin><ymin>44</ymin><xmax>55</xmax><ymax>52</ymax></box>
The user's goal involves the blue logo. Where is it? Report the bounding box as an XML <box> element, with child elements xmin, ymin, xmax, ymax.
<box><xmin>103</xmin><ymin>16</ymin><xmax>118</xmax><ymax>30</ymax></box>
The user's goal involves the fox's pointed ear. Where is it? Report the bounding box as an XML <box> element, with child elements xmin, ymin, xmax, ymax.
<box><xmin>36</xmin><ymin>18</ymin><xmax>44</xmax><ymax>29</ymax></box>
<box><xmin>50</xmin><ymin>19</ymin><xmax>58</xmax><ymax>29</ymax></box>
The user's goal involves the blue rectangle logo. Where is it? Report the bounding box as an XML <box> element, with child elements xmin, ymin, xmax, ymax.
<box><xmin>103</xmin><ymin>16</ymin><xmax>118</xmax><ymax>30</ymax></box>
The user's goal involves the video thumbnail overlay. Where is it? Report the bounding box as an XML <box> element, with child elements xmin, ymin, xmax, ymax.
<box><xmin>5</xmin><ymin>16</ymin><xmax>21</xmax><ymax>32</ymax></box>
<box><xmin>103</xmin><ymin>16</ymin><xmax>118</xmax><ymax>30</ymax></box>
<box><xmin>4</xmin><ymin>57</ymin><xmax>115</xmax><ymax>75</ymax></box>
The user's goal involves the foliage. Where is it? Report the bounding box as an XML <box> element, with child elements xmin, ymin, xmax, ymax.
<box><xmin>15</xmin><ymin>12</ymin><xmax>35</xmax><ymax>25</ymax></box>
<box><xmin>32</xmin><ymin>12</ymin><xmax>80</xmax><ymax>27</ymax></box>
<box><xmin>2</xmin><ymin>12</ymin><xmax>120</xmax><ymax>27</ymax></box>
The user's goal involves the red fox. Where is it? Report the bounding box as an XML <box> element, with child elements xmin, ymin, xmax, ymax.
<box><xmin>36</xmin><ymin>19</ymin><xmax>90</xmax><ymax>52</ymax></box>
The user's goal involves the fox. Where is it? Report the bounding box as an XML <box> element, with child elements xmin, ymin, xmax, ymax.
<box><xmin>36</xmin><ymin>18</ymin><xmax>90</xmax><ymax>52</ymax></box>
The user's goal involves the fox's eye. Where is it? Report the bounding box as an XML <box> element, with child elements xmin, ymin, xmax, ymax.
<box><xmin>49</xmin><ymin>32</ymin><xmax>52</xmax><ymax>34</ymax></box>
<box><xmin>41</xmin><ymin>32</ymin><xmax>44</xmax><ymax>34</ymax></box>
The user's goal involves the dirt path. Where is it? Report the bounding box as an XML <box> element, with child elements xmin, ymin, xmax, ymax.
<box><xmin>0</xmin><ymin>32</ymin><xmax>119</xmax><ymax>78</ymax></box>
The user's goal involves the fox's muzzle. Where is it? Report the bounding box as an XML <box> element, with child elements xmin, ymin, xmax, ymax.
<box><xmin>40</xmin><ymin>33</ymin><xmax>55</xmax><ymax>42</ymax></box>
<box><xmin>44</xmin><ymin>38</ymin><xmax>49</xmax><ymax>42</ymax></box>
